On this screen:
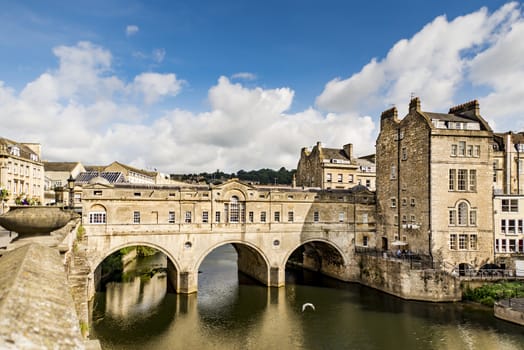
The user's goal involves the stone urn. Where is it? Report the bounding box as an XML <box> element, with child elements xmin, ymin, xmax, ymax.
<box><xmin>0</xmin><ymin>206</ymin><xmax>79</xmax><ymax>236</ymax></box>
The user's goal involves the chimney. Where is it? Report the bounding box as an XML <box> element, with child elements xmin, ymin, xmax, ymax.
<box><xmin>380</xmin><ymin>107</ymin><xmax>398</xmax><ymax>130</ymax></box>
<box><xmin>343</xmin><ymin>143</ymin><xmax>353</xmax><ymax>160</ymax></box>
<box><xmin>449</xmin><ymin>100</ymin><xmax>480</xmax><ymax>118</ymax></box>
<box><xmin>409</xmin><ymin>97</ymin><xmax>421</xmax><ymax>112</ymax></box>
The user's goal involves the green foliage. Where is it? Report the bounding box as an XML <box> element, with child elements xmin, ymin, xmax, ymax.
<box><xmin>0</xmin><ymin>188</ymin><xmax>9</xmax><ymax>201</ymax></box>
<box><xmin>76</xmin><ymin>225</ymin><xmax>85</xmax><ymax>240</ymax></box>
<box><xmin>136</xmin><ymin>246</ymin><xmax>157</xmax><ymax>257</ymax></box>
<box><xmin>79</xmin><ymin>320</ymin><xmax>89</xmax><ymax>337</ymax></box>
<box><xmin>463</xmin><ymin>282</ymin><xmax>524</xmax><ymax>306</ymax></box>
<box><xmin>171</xmin><ymin>167</ymin><xmax>297</xmax><ymax>185</ymax></box>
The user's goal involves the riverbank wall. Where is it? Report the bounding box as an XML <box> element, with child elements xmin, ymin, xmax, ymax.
<box><xmin>356</xmin><ymin>254</ymin><xmax>462</xmax><ymax>302</ymax></box>
<box><xmin>494</xmin><ymin>299</ymin><xmax>524</xmax><ymax>326</ymax></box>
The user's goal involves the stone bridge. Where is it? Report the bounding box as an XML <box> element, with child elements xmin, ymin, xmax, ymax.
<box><xmin>80</xmin><ymin>179</ymin><xmax>377</xmax><ymax>297</ymax></box>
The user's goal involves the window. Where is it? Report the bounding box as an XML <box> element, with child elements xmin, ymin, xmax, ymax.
<box><xmin>469</xmin><ymin>235</ymin><xmax>477</xmax><ymax>250</ymax></box>
<box><xmin>326</xmin><ymin>173</ymin><xmax>332</xmax><ymax>182</ymax></box>
<box><xmin>493</xmin><ymin>162</ymin><xmax>498</xmax><ymax>182</ymax></box>
<box><xmin>348</xmin><ymin>174</ymin><xmax>354</xmax><ymax>183</ymax></box>
<box><xmin>401</xmin><ymin>215</ymin><xmax>407</xmax><ymax>225</ymax></box>
<box><xmin>457</xmin><ymin>169</ymin><xmax>467</xmax><ymax>191</ymax></box>
<box><xmin>449</xmin><ymin>209</ymin><xmax>457</xmax><ymax>226</ymax></box>
<box><xmin>288</xmin><ymin>211</ymin><xmax>294</xmax><ymax>222</ymax></box>
<box><xmin>89</xmin><ymin>212</ymin><xmax>106</xmax><ymax>224</ymax></box>
<box><xmin>458</xmin><ymin>202</ymin><xmax>468</xmax><ymax>225</ymax></box>
<box><xmin>390</xmin><ymin>166</ymin><xmax>397</xmax><ymax>180</ymax></box>
<box><xmin>469</xmin><ymin>210</ymin><xmax>477</xmax><ymax>226</ymax></box>
<box><xmin>366</xmin><ymin>179</ymin><xmax>371</xmax><ymax>187</ymax></box>
<box><xmin>94</xmin><ymin>190</ymin><xmax>102</xmax><ymax>196</ymax></box>
<box><xmin>394</xmin><ymin>215</ymin><xmax>398</xmax><ymax>226</ymax></box>
<box><xmin>496</xmin><ymin>239</ymin><xmax>500</xmax><ymax>252</ymax></box>
<box><xmin>133</xmin><ymin>211</ymin><xmax>140</xmax><ymax>224</ymax></box>
<box><xmin>459</xmin><ymin>234</ymin><xmax>467</xmax><ymax>250</ymax></box>
<box><xmin>469</xmin><ymin>170</ymin><xmax>476</xmax><ymax>191</ymax></box>
<box><xmin>202</xmin><ymin>211</ymin><xmax>209</xmax><ymax>223</ymax></box>
<box><xmin>450</xmin><ymin>234</ymin><xmax>457</xmax><ymax>250</ymax></box>
<box><xmin>274</xmin><ymin>211</ymin><xmax>280</xmax><ymax>222</ymax></box>
<box><xmin>519</xmin><ymin>220</ymin><xmax>523</xmax><ymax>234</ymax></box>
<box><xmin>449</xmin><ymin>169</ymin><xmax>455</xmax><ymax>191</ymax></box>
<box><xmin>229</xmin><ymin>196</ymin><xmax>239</xmax><ymax>223</ymax></box>
<box><xmin>410</xmin><ymin>215</ymin><xmax>416</xmax><ymax>223</ymax></box>
<box><xmin>401</xmin><ymin>147</ymin><xmax>407</xmax><ymax>160</ymax></box>
<box><xmin>410</xmin><ymin>198</ymin><xmax>416</xmax><ymax>207</ymax></box>
<box><xmin>508</xmin><ymin>219</ymin><xmax>516</xmax><ymax>234</ymax></box>
<box><xmin>474</xmin><ymin>145</ymin><xmax>480</xmax><ymax>157</ymax></box>
<box><xmin>451</xmin><ymin>144</ymin><xmax>457</xmax><ymax>156</ymax></box>
<box><xmin>185</xmin><ymin>211</ymin><xmax>192</xmax><ymax>223</ymax></box>
<box><xmin>337</xmin><ymin>174</ymin><xmax>343</xmax><ymax>183</ymax></box>
<box><xmin>502</xmin><ymin>219</ymin><xmax>507</xmax><ymax>233</ymax></box>
<box><xmin>458</xmin><ymin>141</ymin><xmax>465</xmax><ymax>156</ymax></box>
<box><xmin>338</xmin><ymin>212</ymin><xmax>344</xmax><ymax>222</ymax></box>
<box><xmin>313</xmin><ymin>211</ymin><xmax>319</xmax><ymax>223</ymax></box>
<box><xmin>260</xmin><ymin>211</ymin><xmax>267</xmax><ymax>223</ymax></box>
<box><xmin>502</xmin><ymin>239</ymin><xmax>507</xmax><ymax>252</ymax></box>
<box><xmin>501</xmin><ymin>199</ymin><xmax>518</xmax><ymax>212</ymax></box>
<box><xmin>362</xmin><ymin>213</ymin><xmax>368</xmax><ymax>224</ymax></box>
<box><xmin>10</xmin><ymin>146</ymin><xmax>20</xmax><ymax>156</ymax></box>
<box><xmin>248</xmin><ymin>211</ymin><xmax>254</xmax><ymax>223</ymax></box>
<box><xmin>363</xmin><ymin>236</ymin><xmax>368</xmax><ymax>247</ymax></box>
<box><xmin>215</xmin><ymin>211</ymin><xmax>221</xmax><ymax>223</ymax></box>
<box><xmin>390</xmin><ymin>198</ymin><xmax>397</xmax><ymax>208</ymax></box>
<box><xmin>467</xmin><ymin>145</ymin><xmax>473</xmax><ymax>157</ymax></box>
<box><xmin>168</xmin><ymin>211</ymin><xmax>175</xmax><ymax>223</ymax></box>
<box><xmin>509</xmin><ymin>239</ymin><xmax>516</xmax><ymax>252</ymax></box>
<box><xmin>401</xmin><ymin>198</ymin><xmax>407</xmax><ymax>207</ymax></box>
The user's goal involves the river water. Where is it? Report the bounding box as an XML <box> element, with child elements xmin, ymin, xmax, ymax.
<box><xmin>91</xmin><ymin>245</ymin><xmax>524</xmax><ymax>350</ymax></box>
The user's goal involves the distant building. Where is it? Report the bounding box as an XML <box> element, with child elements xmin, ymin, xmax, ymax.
<box><xmin>376</xmin><ymin>98</ymin><xmax>493</xmax><ymax>272</ymax></box>
<box><xmin>295</xmin><ymin>142</ymin><xmax>376</xmax><ymax>190</ymax></box>
<box><xmin>0</xmin><ymin>137</ymin><xmax>44</xmax><ymax>208</ymax></box>
<box><xmin>492</xmin><ymin>132</ymin><xmax>524</xmax><ymax>274</ymax></box>
<box><xmin>43</xmin><ymin>161</ymin><xmax>85</xmax><ymax>205</ymax></box>
<box><xmin>86</xmin><ymin>161</ymin><xmax>160</xmax><ymax>185</ymax></box>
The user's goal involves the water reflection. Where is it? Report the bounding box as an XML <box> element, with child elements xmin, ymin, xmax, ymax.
<box><xmin>91</xmin><ymin>245</ymin><xmax>524</xmax><ymax>350</ymax></box>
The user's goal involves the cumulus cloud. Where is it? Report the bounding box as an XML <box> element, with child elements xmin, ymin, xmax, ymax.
<box><xmin>126</xmin><ymin>25</ymin><xmax>139</xmax><ymax>36</ymax></box>
<box><xmin>316</xmin><ymin>2</ymin><xmax>523</xmax><ymax>131</ymax></box>
<box><xmin>132</xmin><ymin>72</ymin><xmax>183</xmax><ymax>104</ymax></box>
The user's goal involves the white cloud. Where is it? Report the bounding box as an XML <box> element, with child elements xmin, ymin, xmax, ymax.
<box><xmin>126</xmin><ymin>25</ymin><xmax>139</xmax><ymax>36</ymax></box>
<box><xmin>231</xmin><ymin>72</ymin><xmax>257</xmax><ymax>81</ymax></box>
<box><xmin>316</xmin><ymin>2</ymin><xmax>523</xmax><ymax>131</ymax></box>
<box><xmin>132</xmin><ymin>72</ymin><xmax>183</xmax><ymax>104</ymax></box>
<box><xmin>2</xmin><ymin>3</ymin><xmax>524</xmax><ymax>174</ymax></box>
<box><xmin>152</xmin><ymin>48</ymin><xmax>166</xmax><ymax>63</ymax></box>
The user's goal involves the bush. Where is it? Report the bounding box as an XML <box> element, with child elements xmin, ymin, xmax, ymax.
<box><xmin>463</xmin><ymin>282</ymin><xmax>524</xmax><ymax>306</ymax></box>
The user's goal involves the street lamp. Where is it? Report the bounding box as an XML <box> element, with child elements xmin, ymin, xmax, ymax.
<box><xmin>67</xmin><ymin>175</ymin><xmax>75</xmax><ymax>209</ymax></box>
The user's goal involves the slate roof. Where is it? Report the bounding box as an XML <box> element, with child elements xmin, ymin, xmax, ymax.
<box><xmin>75</xmin><ymin>171</ymin><xmax>126</xmax><ymax>184</ymax></box>
<box><xmin>321</xmin><ymin>148</ymin><xmax>350</xmax><ymax>161</ymax></box>
<box><xmin>43</xmin><ymin>161</ymin><xmax>80</xmax><ymax>172</ymax></box>
<box><xmin>0</xmin><ymin>137</ymin><xmax>39</xmax><ymax>161</ymax></box>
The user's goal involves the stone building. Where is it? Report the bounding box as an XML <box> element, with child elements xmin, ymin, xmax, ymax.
<box><xmin>376</xmin><ymin>98</ymin><xmax>494</xmax><ymax>272</ymax></box>
<box><xmin>0</xmin><ymin>137</ymin><xmax>44</xmax><ymax>208</ymax></box>
<box><xmin>43</xmin><ymin>161</ymin><xmax>85</xmax><ymax>205</ymax></box>
<box><xmin>295</xmin><ymin>142</ymin><xmax>376</xmax><ymax>190</ymax></box>
<box><xmin>492</xmin><ymin>132</ymin><xmax>524</xmax><ymax>274</ymax></box>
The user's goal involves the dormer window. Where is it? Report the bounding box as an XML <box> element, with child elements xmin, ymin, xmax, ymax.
<box><xmin>10</xmin><ymin>146</ymin><xmax>20</xmax><ymax>157</ymax></box>
<box><xmin>30</xmin><ymin>153</ymin><xmax>38</xmax><ymax>161</ymax></box>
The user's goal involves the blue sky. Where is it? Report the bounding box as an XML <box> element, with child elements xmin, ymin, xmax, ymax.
<box><xmin>0</xmin><ymin>1</ymin><xmax>522</xmax><ymax>173</ymax></box>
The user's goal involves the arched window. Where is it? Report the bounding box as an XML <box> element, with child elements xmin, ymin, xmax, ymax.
<box><xmin>458</xmin><ymin>202</ymin><xmax>468</xmax><ymax>225</ymax></box>
<box><xmin>225</xmin><ymin>196</ymin><xmax>245</xmax><ymax>223</ymax></box>
<box><xmin>89</xmin><ymin>204</ymin><xmax>107</xmax><ymax>224</ymax></box>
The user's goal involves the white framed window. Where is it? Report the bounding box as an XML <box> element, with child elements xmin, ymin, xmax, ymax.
<box><xmin>390</xmin><ymin>198</ymin><xmax>397</xmax><ymax>208</ymax></box>
<box><xmin>337</xmin><ymin>174</ymin><xmax>343</xmax><ymax>183</ymax></box>
<box><xmin>215</xmin><ymin>211</ymin><xmax>221</xmax><ymax>223</ymax></box>
<box><xmin>474</xmin><ymin>145</ymin><xmax>480</xmax><ymax>157</ymax></box>
<box><xmin>133</xmin><ymin>211</ymin><xmax>140</xmax><ymax>224</ymax></box>
<box><xmin>89</xmin><ymin>212</ymin><xmax>106</xmax><ymax>224</ymax></box>
<box><xmin>185</xmin><ymin>211</ymin><xmax>192</xmax><ymax>223</ymax></box>
<box><xmin>288</xmin><ymin>211</ymin><xmax>294</xmax><ymax>222</ymax></box>
<box><xmin>338</xmin><ymin>212</ymin><xmax>344</xmax><ymax>222</ymax></box>
<box><xmin>260</xmin><ymin>211</ymin><xmax>266</xmax><ymax>222</ymax></box>
<box><xmin>390</xmin><ymin>166</ymin><xmax>397</xmax><ymax>180</ymax></box>
<box><xmin>458</xmin><ymin>202</ymin><xmax>468</xmax><ymax>225</ymax></box>
<box><xmin>457</xmin><ymin>169</ymin><xmax>467</xmax><ymax>191</ymax></box>
<box><xmin>451</xmin><ymin>144</ymin><xmax>457</xmax><ymax>157</ymax></box>
<box><xmin>168</xmin><ymin>211</ymin><xmax>175</xmax><ymax>223</ymax></box>
<box><xmin>248</xmin><ymin>211</ymin><xmax>254</xmax><ymax>223</ymax></box>
<box><xmin>449</xmin><ymin>234</ymin><xmax>457</xmax><ymax>250</ymax></box>
<box><xmin>313</xmin><ymin>211</ymin><xmax>319</xmax><ymax>223</ymax></box>
<box><xmin>469</xmin><ymin>235</ymin><xmax>477</xmax><ymax>250</ymax></box>
<box><xmin>348</xmin><ymin>174</ymin><xmax>354</xmax><ymax>183</ymax></box>
<box><xmin>458</xmin><ymin>141</ymin><xmax>466</xmax><ymax>156</ymax></box>
<box><xmin>469</xmin><ymin>210</ymin><xmax>477</xmax><ymax>226</ymax></box>
<box><xmin>326</xmin><ymin>173</ymin><xmax>332</xmax><ymax>182</ymax></box>
<box><xmin>229</xmin><ymin>196</ymin><xmax>239</xmax><ymax>223</ymax></box>
<box><xmin>469</xmin><ymin>170</ymin><xmax>476</xmax><ymax>191</ymax></box>
<box><xmin>501</xmin><ymin>199</ymin><xmax>518</xmax><ymax>212</ymax></box>
<box><xmin>449</xmin><ymin>169</ymin><xmax>455</xmax><ymax>191</ymax></box>
<box><xmin>459</xmin><ymin>234</ymin><xmax>467</xmax><ymax>250</ymax></box>
<box><xmin>202</xmin><ymin>211</ymin><xmax>209</xmax><ymax>223</ymax></box>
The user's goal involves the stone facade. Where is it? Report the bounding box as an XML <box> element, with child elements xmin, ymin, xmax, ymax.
<box><xmin>376</xmin><ymin>98</ymin><xmax>494</xmax><ymax>271</ymax></box>
<box><xmin>0</xmin><ymin>138</ymin><xmax>44</xmax><ymax>208</ymax></box>
<box><xmin>296</xmin><ymin>142</ymin><xmax>376</xmax><ymax>190</ymax></box>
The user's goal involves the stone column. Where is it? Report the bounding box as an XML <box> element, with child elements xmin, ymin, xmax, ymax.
<box><xmin>269</xmin><ymin>266</ymin><xmax>285</xmax><ymax>287</ymax></box>
<box><xmin>178</xmin><ymin>271</ymin><xmax>198</xmax><ymax>294</ymax></box>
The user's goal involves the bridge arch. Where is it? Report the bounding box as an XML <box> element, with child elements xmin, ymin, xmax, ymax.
<box><xmin>195</xmin><ymin>240</ymin><xmax>271</xmax><ymax>287</ymax></box>
<box><xmin>283</xmin><ymin>238</ymin><xmax>349</xmax><ymax>281</ymax></box>
<box><xmin>90</xmin><ymin>241</ymin><xmax>182</xmax><ymax>295</ymax></box>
